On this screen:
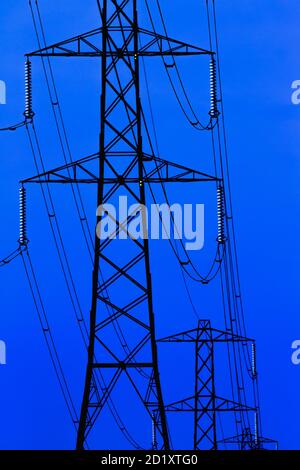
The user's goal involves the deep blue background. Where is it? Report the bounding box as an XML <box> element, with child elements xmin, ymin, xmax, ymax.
<box><xmin>0</xmin><ymin>0</ymin><xmax>299</xmax><ymax>450</ymax></box>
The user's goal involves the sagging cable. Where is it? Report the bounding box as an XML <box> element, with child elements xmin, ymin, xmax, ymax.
<box><xmin>0</xmin><ymin>248</ymin><xmax>22</xmax><ymax>268</ymax></box>
<box><xmin>0</xmin><ymin>60</ymin><xmax>32</xmax><ymax>131</ymax></box>
<box><xmin>1</xmin><ymin>186</ymin><xmax>29</xmax><ymax>267</ymax></box>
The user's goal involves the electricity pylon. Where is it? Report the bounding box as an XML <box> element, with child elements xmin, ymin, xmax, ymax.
<box><xmin>24</xmin><ymin>0</ymin><xmax>217</xmax><ymax>449</ymax></box>
<box><xmin>159</xmin><ymin>321</ymin><xmax>257</xmax><ymax>450</ymax></box>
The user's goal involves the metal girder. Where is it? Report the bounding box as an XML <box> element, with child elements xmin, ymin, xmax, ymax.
<box><xmin>27</xmin><ymin>26</ymin><xmax>213</xmax><ymax>58</ymax></box>
<box><xmin>21</xmin><ymin>153</ymin><xmax>218</xmax><ymax>185</ymax></box>
<box><xmin>194</xmin><ymin>324</ymin><xmax>217</xmax><ymax>450</ymax></box>
<box><xmin>158</xmin><ymin>321</ymin><xmax>254</xmax><ymax>344</ymax></box>
<box><xmin>164</xmin><ymin>396</ymin><xmax>256</xmax><ymax>413</ymax></box>
<box><xmin>219</xmin><ymin>430</ymin><xmax>279</xmax><ymax>450</ymax></box>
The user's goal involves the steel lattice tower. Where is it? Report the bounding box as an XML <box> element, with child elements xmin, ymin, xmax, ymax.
<box><xmin>159</xmin><ymin>321</ymin><xmax>258</xmax><ymax>450</ymax></box>
<box><xmin>76</xmin><ymin>0</ymin><xmax>170</xmax><ymax>448</ymax></box>
<box><xmin>24</xmin><ymin>0</ymin><xmax>218</xmax><ymax>449</ymax></box>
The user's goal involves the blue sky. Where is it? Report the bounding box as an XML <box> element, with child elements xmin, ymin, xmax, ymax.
<box><xmin>0</xmin><ymin>0</ymin><xmax>300</xmax><ymax>450</ymax></box>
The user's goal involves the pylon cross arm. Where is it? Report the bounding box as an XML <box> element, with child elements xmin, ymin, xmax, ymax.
<box><xmin>21</xmin><ymin>153</ymin><xmax>219</xmax><ymax>185</ymax></box>
<box><xmin>163</xmin><ymin>396</ymin><xmax>256</xmax><ymax>413</ymax></box>
<box><xmin>27</xmin><ymin>27</ymin><xmax>213</xmax><ymax>58</ymax></box>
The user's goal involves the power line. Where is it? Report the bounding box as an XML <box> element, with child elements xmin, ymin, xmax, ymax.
<box><xmin>21</xmin><ymin>247</ymin><xmax>79</xmax><ymax>428</ymax></box>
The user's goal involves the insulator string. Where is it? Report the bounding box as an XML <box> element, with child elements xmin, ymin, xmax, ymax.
<box><xmin>251</xmin><ymin>343</ymin><xmax>257</xmax><ymax>379</ymax></box>
<box><xmin>24</xmin><ymin>58</ymin><xmax>34</xmax><ymax>120</ymax></box>
<box><xmin>209</xmin><ymin>56</ymin><xmax>219</xmax><ymax>119</ymax></box>
<box><xmin>254</xmin><ymin>410</ymin><xmax>259</xmax><ymax>446</ymax></box>
<box><xmin>19</xmin><ymin>186</ymin><xmax>28</xmax><ymax>246</ymax></box>
<box><xmin>217</xmin><ymin>184</ymin><xmax>225</xmax><ymax>244</ymax></box>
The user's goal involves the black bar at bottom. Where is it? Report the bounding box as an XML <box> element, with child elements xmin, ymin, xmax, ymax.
<box><xmin>0</xmin><ymin>451</ymin><xmax>298</xmax><ymax>466</ymax></box>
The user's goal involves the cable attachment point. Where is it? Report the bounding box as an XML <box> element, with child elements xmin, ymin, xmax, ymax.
<box><xmin>209</xmin><ymin>56</ymin><xmax>220</xmax><ymax>119</ymax></box>
<box><xmin>19</xmin><ymin>185</ymin><xmax>28</xmax><ymax>247</ymax></box>
<box><xmin>24</xmin><ymin>58</ymin><xmax>35</xmax><ymax>121</ymax></box>
<box><xmin>217</xmin><ymin>184</ymin><xmax>226</xmax><ymax>244</ymax></box>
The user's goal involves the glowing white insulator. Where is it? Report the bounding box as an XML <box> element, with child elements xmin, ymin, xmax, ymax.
<box><xmin>152</xmin><ymin>413</ymin><xmax>158</xmax><ymax>451</ymax></box>
<box><xmin>252</xmin><ymin>343</ymin><xmax>257</xmax><ymax>378</ymax></box>
<box><xmin>254</xmin><ymin>410</ymin><xmax>259</xmax><ymax>447</ymax></box>
<box><xmin>24</xmin><ymin>58</ymin><xmax>34</xmax><ymax>120</ymax></box>
<box><xmin>19</xmin><ymin>186</ymin><xmax>28</xmax><ymax>246</ymax></box>
<box><xmin>217</xmin><ymin>185</ymin><xmax>225</xmax><ymax>244</ymax></box>
<box><xmin>209</xmin><ymin>56</ymin><xmax>219</xmax><ymax>119</ymax></box>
